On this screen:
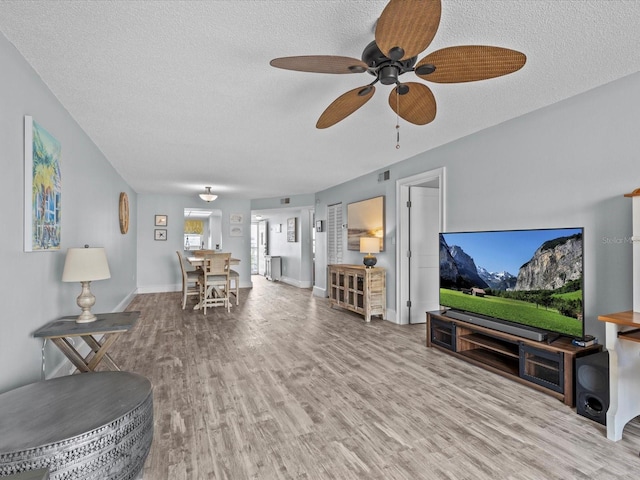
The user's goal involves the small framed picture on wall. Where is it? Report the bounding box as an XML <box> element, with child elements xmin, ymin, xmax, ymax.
<box><xmin>154</xmin><ymin>229</ymin><xmax>167</xmax><ymax>241</ymax></box>
<box><xmin>287</xmin><ymin>217</ymin><xmax>297</xmax><ymax>242</ymax></box>
<box><xmin>155</xmin><ymin>215</ymin><xmax>168</xmax><ymax>226</ymax></box>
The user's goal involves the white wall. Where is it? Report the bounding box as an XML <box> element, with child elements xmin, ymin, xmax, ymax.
<box><xmin>315</xmin><ymin>72</ymin><xmax>640</xmax><ymax>341</ymax></box>
<box><xmin>136</xmin><ymin>194</ymin><xmax>252</xmax><ymax>291</ymax></box>
<box><xmin>0</xmin><ymin>33</ymin><xmax>137</xmax><ymax>393</ymax></box>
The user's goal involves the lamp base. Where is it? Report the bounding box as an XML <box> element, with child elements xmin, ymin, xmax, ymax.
<box><xmin>363</xmin><ymin>255</ymin><xmax>377</xmax><ymax>268</ymax></box>
<box><xmin>76</xmin><ymin>311</ymin><xmax>97</xmax><ymax>323</ymax></box>
<box><xmin>75</xmin><ymin>280</ymin><xmax>98</xmax><ymax>323</ymax></box>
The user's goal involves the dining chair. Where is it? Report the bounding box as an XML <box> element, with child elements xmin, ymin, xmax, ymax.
<box><xmin>176</xmin><ymin>251</ymin><xmax>200</xmax><ymax>309</ymax></box>
<box><xmin>228</xmin><ymin>268</ymin><xmax>240</xmax><ymax>306</ymax></box>
<box><xmin>199</xmin><ymin>252</ymin><xmax>231</xmax><ymax>314</ymax></box>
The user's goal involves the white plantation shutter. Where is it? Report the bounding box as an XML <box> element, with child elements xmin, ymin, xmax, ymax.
<box><xmin>327</xmin><ymin>203</ymin><xmax>343</xmax><ymax>265</ymax></box>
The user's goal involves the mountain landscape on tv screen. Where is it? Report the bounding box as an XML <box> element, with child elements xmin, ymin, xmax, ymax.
<box><xmin>439</xmin><ymin>231</ymin><xmax>584</xmax><ymax>336</ymax></box>
<box><xmin>439</xmin><ymin>233</ymin><xmax>583</xmax><ymax>293</ymax></box>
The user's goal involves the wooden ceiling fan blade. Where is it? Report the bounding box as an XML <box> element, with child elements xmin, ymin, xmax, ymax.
<box><xmin>270</xmin><ymin>55</ymin><xmax>368</xmax><ymax>74</ymax></box>
<box><xmin>388</xmin><ymin>82</ymin><xmax>436</xmax><ymax>125</ymax></box>
<box><xmin>416</xmin><ymin>46</ymin><xmax>527</xmax><ymax>83</ymax></box>
<box><xmin>316</xmin><ymin>85</ymin><xmax>376</xmax><ymax>129</ymax></box>
<box><xmin>375</xmin><ymin>0</ymin><xmax>441</xmax><ymax>61</ymax></box>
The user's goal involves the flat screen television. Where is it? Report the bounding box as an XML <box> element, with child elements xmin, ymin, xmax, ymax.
<box><xmin>439</xmin><ymin>227</ymin><xmax>584</xmax><ymax>341</ymax></box>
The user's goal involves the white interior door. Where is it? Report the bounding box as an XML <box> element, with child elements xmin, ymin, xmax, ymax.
<box><xmin>408</xmin><ymin>186</ymin><xmax>441</xmax><ymax>324</ymax></box>
<box><xmin>258</xmin><ymin>220</ymin><xmax>268</xmax><ymax>275</ymax></box>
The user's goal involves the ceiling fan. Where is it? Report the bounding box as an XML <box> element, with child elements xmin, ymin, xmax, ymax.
<box><xmin>270</xmin><ymin>0</ymin><xmax>526</xmax><ymax>129</ymax></box>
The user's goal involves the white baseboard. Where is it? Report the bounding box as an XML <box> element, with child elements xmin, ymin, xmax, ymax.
<box><xmin>384</xmin><ymin>308</ymin><xmax>398</xmax><ymax>324</ymax></box>
<box><xmin>116</xmin><ymin>289</ymin><xmax>138</xmax><ymax>311</ymax></box>
<box><xmin>279</xmin><ymin>276</ymin><xmax>312</xmax><ymax>289</ymax></box>
<box><xmin>136</xmin><ymin>284</ymin><xmax>181</xmax><ymax>294</ymax></box>
<box><xmin>313</xmin><ymin>286</ymin><xmax>327</xmax><ymax>297</ymax></box>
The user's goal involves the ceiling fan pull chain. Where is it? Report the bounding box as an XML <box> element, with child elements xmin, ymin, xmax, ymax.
<box><xmin>396</xmin><ymin>87</ymin><xmax>400</xmax><ymax>149</ymax></box>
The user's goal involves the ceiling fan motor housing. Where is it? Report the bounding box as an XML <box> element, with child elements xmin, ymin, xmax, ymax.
<box><xmin>379</xmin><ymin>65</ymin><xmax>399</xmax><ymax>85</ymax></box>
<box><xmin>362</xmin><ymin>41</ymin><xmax>417</xmax><ymax>85</ymax></box>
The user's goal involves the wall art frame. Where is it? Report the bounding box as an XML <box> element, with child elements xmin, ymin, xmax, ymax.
<box><xmin>154</xmin><ymin>229</ymin><xmax>167</xmax><ymax>241</ymax></box>
<box><xmin>230</xmin><ymin>225</ymin><xmax>243</xmax><ymax>237</ymax></box>
<box><xmin>287</xmin><ymin>217</ymin><xmax>297</xmax><ymax>242</ymax></box>
<box><xmin>119</xmin><ymin>192</ymin><xmax>129</xmax><ymax>234</ymax></box>
<box><xmin>24</xmin><ymin>116</ymin><xmax>62</xmax><ymax>252</ymax></box>
<box><xmin>155</xmin><ymin>214</ymin><xmax>167</xmax><ymax>226</ymax></box>
<box><xmin>347</xmin><ymin>195</ymin><xmax>385</xmax><ymax>251</ymax></box>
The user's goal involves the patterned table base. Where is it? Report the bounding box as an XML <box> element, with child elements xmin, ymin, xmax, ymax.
<box><xmin>0</xmin><ymin>377</ymin><xmax>153</xmax><ymax>480</ymax></box>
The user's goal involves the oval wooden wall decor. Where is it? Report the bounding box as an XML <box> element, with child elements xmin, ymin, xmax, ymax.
<box><xmin>119</xmin><ymin>192</ymin><xmax>129</xmax><ymax>234</ymax></box>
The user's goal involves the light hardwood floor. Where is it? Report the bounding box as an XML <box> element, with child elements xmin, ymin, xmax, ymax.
<box><xmin>113</xmin><ymin>276</ymin><xmax>640</xmax><ymax>479</ymax></box>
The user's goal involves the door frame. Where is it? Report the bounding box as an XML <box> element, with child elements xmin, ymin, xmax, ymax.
<box><xmin>395</xmin><ymin>167</ymin><xmax>446</xmax><ymax>325</ymax></box>
<box><xmin>257</xmin><ymin>220</ymin><xmax>268</xmax><ymax>276</ymax></box>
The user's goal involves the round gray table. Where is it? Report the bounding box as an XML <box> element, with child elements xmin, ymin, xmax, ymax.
<box><xmin>0</xmin><ymin>372</ymin><xmax>153</xmax><ymax>479</ymax></box>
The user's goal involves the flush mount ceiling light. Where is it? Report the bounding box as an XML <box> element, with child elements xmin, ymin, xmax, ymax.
<box><xmin>199</xmin><ymin>186</ymin><xmax>218</xmax><ymax>202</ymax></box>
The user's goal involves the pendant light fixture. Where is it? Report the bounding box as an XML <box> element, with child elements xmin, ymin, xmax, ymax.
<box><xmin>199</xmin><ymin>186</ymin><xmax>217</xmax><ymax>202</ymax></box>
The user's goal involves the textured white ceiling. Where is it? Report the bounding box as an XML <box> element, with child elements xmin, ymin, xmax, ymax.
<box><xmin>1</xmin><ymin>0</ymin><xmax>639</xmax><ymax>199</ymax></box>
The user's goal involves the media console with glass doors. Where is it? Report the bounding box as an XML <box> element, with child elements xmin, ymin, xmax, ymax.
<box><xmin>427</xmin><ymin>311</ymin><xmax>601</xmax><ymax>406</ymax></box>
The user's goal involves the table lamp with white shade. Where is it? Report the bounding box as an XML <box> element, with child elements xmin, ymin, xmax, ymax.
<box><xmin>360</xmin><ymin>237</ymin><xmax>380</xmax><ymax>268</ymax></box>
<box><xmin>62</xmin><ymin>246</ymin><xmax>111</xmax><ymax>323</ymax></box>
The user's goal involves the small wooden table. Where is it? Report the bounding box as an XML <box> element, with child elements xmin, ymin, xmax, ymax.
<box><xmin>598</xmin><ymin>310</ymin><xmax>640</xmax><ymax>441</ymax></box>
<box><xmin>33</xmin><ymin>311</ymin><xmax>139</xmax><ymax>373</ymax></box>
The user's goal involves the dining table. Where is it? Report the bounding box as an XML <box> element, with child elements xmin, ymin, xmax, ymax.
<box><xmin>186</xmin><ymin>255</ymin><xmax>240</xmax><ymax>268</ymax></box>
<box><xmin>186</xmin><ymin>254</ymin><xmax>240</xmax><ymax>310</ymax></box>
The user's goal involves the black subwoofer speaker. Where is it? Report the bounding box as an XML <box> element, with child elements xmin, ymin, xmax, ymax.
<box><xmin>575</xmin><ymin>350</ymin><xmax>609</xmax><ymax>425</ymax></box>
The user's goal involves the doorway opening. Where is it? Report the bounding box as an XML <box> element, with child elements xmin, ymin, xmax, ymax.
<box><xmin>183</xmin><ymin>208</ymin><xmax>222</xmax><ymax>252</ymax></box>
<box><xmin>396</xmin><ymin>167</ymin><xmax>446</xmax><ymax>325</ymax></box>
<box><xmin>249</xmin><ymin>207</ymin><xmax>315</xmax><ymax>287</ymax></box>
